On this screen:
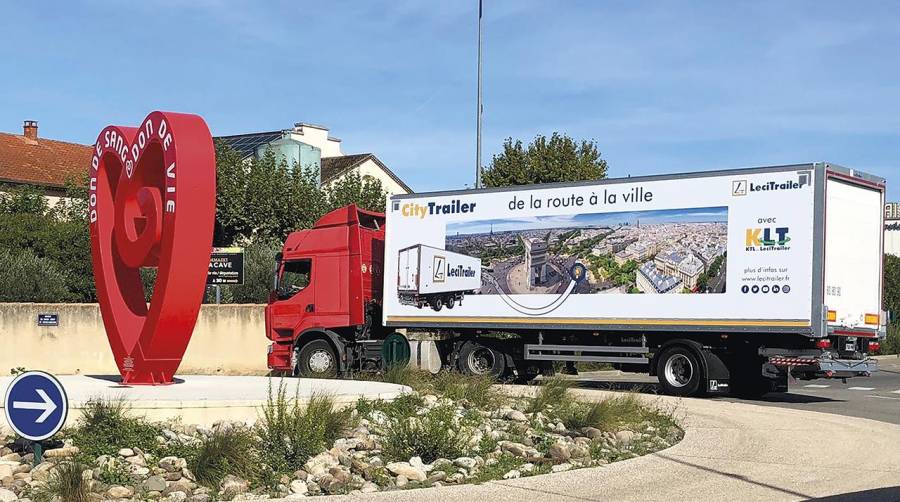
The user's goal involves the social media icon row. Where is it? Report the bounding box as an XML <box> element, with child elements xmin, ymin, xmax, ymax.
<box><xmin>741</xmin><ymin>284</ymin><xmax>790</xmax><ymax>294</ymax></box>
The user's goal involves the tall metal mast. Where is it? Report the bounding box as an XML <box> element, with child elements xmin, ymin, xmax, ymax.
<box><xmin>475</xmin><ymin>0</ymin><xmax>484</xmax><ymax>188</ymax></box>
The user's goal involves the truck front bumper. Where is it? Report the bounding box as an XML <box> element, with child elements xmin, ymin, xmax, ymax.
<box><xmin>768</xmin><ymin>354</ymin><xmax>878</xmax><ymax>380</ymax></box>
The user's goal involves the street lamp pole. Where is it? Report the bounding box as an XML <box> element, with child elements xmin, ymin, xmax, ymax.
<box><xmin>475</xmin><ymin>0</ymin><xmax>483</xmax><ymax>189</ymax></box>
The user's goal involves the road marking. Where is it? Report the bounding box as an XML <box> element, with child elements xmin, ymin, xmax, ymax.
<box><xmin>867</xmin><ymin>395</ymin><xmax>900</xmax><ymax>400</ymax></box>
<box><xmin>848</xmin><ymin>386</ymin><xmax>875</xmax><ymax>391</ymax></box>
<box><xmin>803</xmin><ymin>384</ymin><xmax>830</xmax><ymax>388</ymax></box>
<box><xmin>892</xmin><ymin>390</ymin><xmax>900</xmax><ymax>394</ymax></box>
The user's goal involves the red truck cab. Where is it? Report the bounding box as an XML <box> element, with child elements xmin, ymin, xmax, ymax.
<box><xmin>266</xmin><ymin>205</ymin><xmax>385</xmax><ymax>375</ymax></box>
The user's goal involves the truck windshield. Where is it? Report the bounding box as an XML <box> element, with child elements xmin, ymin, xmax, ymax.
<box><xmin>277</xmin><ymin>259</ymin><xmax>312</xmax><ymax>299</ymax></box>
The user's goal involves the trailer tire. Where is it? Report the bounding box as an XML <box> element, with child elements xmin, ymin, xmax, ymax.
<box><xmin>295</xmin><ymin>339</ymin><xmax>338</xmax><ymax>378</ymax></box>
<box><xmin>656</xmin><ymin>346</ymin><xmax>703</xmax><ymax>397</ymax></box>
<box><xmin>446</xmin><ymin>296</ymin><xmax>456</xmax><ymax>309</ymax></box>
<box><xmin>457</xmin><ymin>341</ymin><xmax>506</xmax><ymax>378</ymax></box>
<box><xmin>431</xmin><ymin>297</ymin><xmax>443</xmax><ymax>311</ymax></box>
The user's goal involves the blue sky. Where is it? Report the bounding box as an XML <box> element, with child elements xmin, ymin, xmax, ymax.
<box><xmin>2</xmin><ymin>1</ymin><xmax>899</xmax><ymax>197</ymax></box>
<box><xmin>448</xmin><ymin>206</ymin><xmax>728</xmax><ymax>235</ymax></box>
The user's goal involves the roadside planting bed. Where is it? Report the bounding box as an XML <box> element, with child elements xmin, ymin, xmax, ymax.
<box><xmin>0</xmin><ymin>370</ymin><xmax>682</xmax><ymax>501</ymax></box>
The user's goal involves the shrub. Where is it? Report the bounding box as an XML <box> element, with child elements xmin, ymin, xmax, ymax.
<box><xmin>880</xmin><ymin>324</ymin><xmax>900</xmax><ymax>355</ymax></box>
<box><xmin>382</xmin><ymin>365</ymin><xmax>432</xmax><ymax>393</ymax></box>
<box><xmin>526</xmin><ymin>377</ymin><xmax>575</xmax><ymax>414</ymax></box>
<box><xmin>380</xmin><ymin>405</ymin><xmax>470</xmax><ymax>463</ymax></box>
<box><xmin>0</xmin><ymin>248</ymin><xmax>71</xmax><ymax>302</ymax></box>
<box><xmin>562</xmin><ymin>394</ymin><xmax>644</xmax><ymax>430</ymax></box>
<box><xmin>69</xmin><ymin>397</ymin><xmax>160</xmax><ymax>458</ymax></box>
<box><xmin>31</xmin><ymin>460</ymin><xmax>90</xmax><ymax>502</ymax></box>
<box><xmin>430</xmin><ymin>371</ymin><xmax>505</xmax><ymax>409</ymax></box>
<box><xmin>192</xmin><ymin>427</ymin><xmax>259</xmax><ymax>488</ymax></box>
<box><xmin>256</xmin><ymin>382</ymin><xmax>353</xmax><ymax>475</ymax></box>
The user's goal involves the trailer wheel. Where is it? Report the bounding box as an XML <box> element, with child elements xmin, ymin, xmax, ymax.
<box><xmin>656</xmin><ymin>346</ymin><xmax>702</xmax><ymax>397</ymax></box>
<box><xmin>457</xmin><ymin>341</ymin><xmax>506</xmax><ymax>378</ymax></box>
<box><xmin>295</xmin><ymin>339</ymin><xmax>338</xmax><ymax>378</ymax></box>
<box><xmin>431</xmin><ymin>297</ymin><xmax>444</xmax><ymax>311</ymax></box>
<box><xmin>446</xmin><ymin>296</ymin><xmax>456</xmax><ymax>309</ymax></box>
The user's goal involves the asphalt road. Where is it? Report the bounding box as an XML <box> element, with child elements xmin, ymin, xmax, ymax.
<box><xmin>569</xmin><ymin>355</ymin><xmax>900</xmax><ymax>425</ymax></box>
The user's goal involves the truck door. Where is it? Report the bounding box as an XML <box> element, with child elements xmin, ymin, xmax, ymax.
<box><xmin>270</xmin><ymin>258</ymin><xmax>316</xmax><ymax>337</ymax></box>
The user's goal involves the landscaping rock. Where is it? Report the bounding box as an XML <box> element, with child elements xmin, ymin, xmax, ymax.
<box><xmin>289</xmin><ymin>479</ymin><xmax>308</xmax><ymax>495</ymax></box>
<box><xmin>453</xmin><ymin>457</ymin><xmax>477</xmax><ymax>470</ymax></box>
<box><xmin>117</xmin><ymin>448</ymin><xmax>134</xmax><ymax>457</ymax></box>
<box><xmin>385</xmin><ymin>462</ymin><xmax>426</xmax><ymax>482</ymax></box>
<box><xmin>219</xmin><ymin>475</ymin><xmax>249</xmax><ymax>495</ymax></box>
<box><xmin>107</xmin><ymin>485</ymin><xmax>134</xmax><ymax>498</ymax></box>
<box><xmin>505</xmin><ymin>410</ymin><xmax>527</xmax><ymax>422</ymax></box>
<box><xmin>143</xmin><ymin>475</ymin><xmax>168</xmax><ymax>492</ymax></box>
<box><xmin>304</xmin><ymin>452</ymin><xmax>338</xmax><ymax>477</ymax></box>
<box><xmin>500</xmin><ymin>441</ymin><xmax>529</xmax><ymax>457</ymax></box>
<box><xmin>0</xmin><ymin>488</ymin><xmax>16</xmax><ymax>502</ymax></box>
<box><xmin>43</xmin><ymin>446</ymin><xmax>79</xmax><ymax>458</ymax></box>
<box><xmin>583</xmin><ymin>427</ymin><xmax>603</xmax><ymax>439</ymax></box>
<box><xmin>503</xmin><ymin>469</ymin><xmax>521</xmax><ymax>479</ymax></box>
<box><xmin>548</xmin><ymin>443</ymin><xmax>571</xmax><ymax>463</ymax></box>
<box><xmin>551</xmin><ymin>463</ymin><xmax>573</xmax><ymax>473</ymax></box>
<box><xmin>615</xmin><ymin>430</ymin><xmax>635</xmax><ymax>446</ymax></box>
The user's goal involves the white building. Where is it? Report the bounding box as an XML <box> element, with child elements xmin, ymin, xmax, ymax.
<box><xmin>885</xmin><ymin>203</ymin><xmax>900</xmax><ymax>256</ymax></box>
<box><xmin>216</xmin><ymin>122</ymin><xmax>412</xmax><ymax>197</ymax></box>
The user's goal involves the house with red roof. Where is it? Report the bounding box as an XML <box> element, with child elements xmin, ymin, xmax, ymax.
<box><xmin>0</xmin><ymin>121</ymin><xmax>92</xmax><ymax>205</ymax></box>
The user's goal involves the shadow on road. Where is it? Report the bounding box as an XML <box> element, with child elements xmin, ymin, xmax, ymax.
<box><xmin>656</xmin><ymin>453</ymin><xmax>814</xmax><ymax>499</ymax></box>
<box><xmin>809</xmin><ymin>486</ymin><xmax>900</xmax><ymax>502</ymax></box>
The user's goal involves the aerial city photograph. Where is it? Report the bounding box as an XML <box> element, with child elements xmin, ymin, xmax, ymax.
<box><xmin>446</xmin><ymin>206</ymin><xmax>728</xmax><ymax>295</ymax></box>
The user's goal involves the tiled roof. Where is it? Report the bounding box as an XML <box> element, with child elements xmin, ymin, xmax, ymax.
<box><xmin>0</xmin><ymin>132</ymin><xmax>92</xmax><ymax>189</ymax></box>
<box><xmin>321</xmin><ymin>153</ymin><xmax>412</xmax><ymax>193</ymax></box>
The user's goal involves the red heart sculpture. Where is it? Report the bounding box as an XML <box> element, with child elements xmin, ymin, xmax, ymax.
<box><xmin>88</xmin><ymin>111</ymin><xmax>216</xmax><ymax>385</ymax></box>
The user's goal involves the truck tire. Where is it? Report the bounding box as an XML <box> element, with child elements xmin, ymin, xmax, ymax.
<box><xmin>431</xmin><ymin>297</ymin><xmax>443</xmax><ymax>311</ymax></box>
<box><xmin>446</xmin><ymin>296</ymin><xmax>456</xmax><ymax>309</ymax></box>
<box><xmin>457</xmin><ymin>341</ymin><xmax>506</xmax><ymax>378</ymax></box>
<box><xmin>295</xmin><ymin>339</ymin><xmax>338</xmax><ymax>378</ymax></box>
<box><xmin>656</xmin><ymin>346</ymin><xmax>703</xmax><ymax>397</ymax></box>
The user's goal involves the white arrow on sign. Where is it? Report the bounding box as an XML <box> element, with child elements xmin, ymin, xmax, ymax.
<box><xmin>12</xmin><ymin>389</ymin><xmax>58</xmax><ymax>423</ymax></box>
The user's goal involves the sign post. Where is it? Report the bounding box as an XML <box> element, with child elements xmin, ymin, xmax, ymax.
<box><xmin>3</xmin><ymin>371</ymin><xmax>68</xmax><ymax>465</ymax></box>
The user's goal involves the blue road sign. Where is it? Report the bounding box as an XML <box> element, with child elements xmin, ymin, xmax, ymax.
<box><xmin>3</xmin><ymin>371</ymin><xmax>68</xmax><ymax>441</ymax></box>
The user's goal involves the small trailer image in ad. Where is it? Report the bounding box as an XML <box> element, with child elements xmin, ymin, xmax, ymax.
<box><xmin>397</xmin><ymin>244</ymin><xmax>482</xmax><ymax>311</ymax></box>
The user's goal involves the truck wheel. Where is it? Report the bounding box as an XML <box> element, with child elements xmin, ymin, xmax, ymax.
<box><xmin>657</xmin><ymin>346</ymin><xmax>702</xmax><ymax>397</ymax></box>
<box><xmin>446</xmin><ymin>296</ymin><xmax>456</xmax><ymax>309</ymax></box>
<box><xmin>295</xmin><ymin>339</ymin><xmax>338</xmax><ymax>378</ymax></box>
<box><xmin>457</xmin><ymin>341</ymin><xmax>506</xmax><ymax>378</ymax></box>
<box><xmin>431</xmin><ymin>297</ymin><xmax>443</xmax><ymax>311</ymax></box>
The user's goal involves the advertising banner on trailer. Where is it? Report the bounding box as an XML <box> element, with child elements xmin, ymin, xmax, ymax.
<box><xmin>383</xmin><ymin>166</ymin><xmax>819</xmax><ymax>331</ymax></box>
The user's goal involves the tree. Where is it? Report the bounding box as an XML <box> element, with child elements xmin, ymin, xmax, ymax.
<box><xmin>213</xmin><ymin>143</ymin><xmax>387</xmax><ymax>246</ymax></box>
<box><xmin>482</xmin><ymin>132</ymin><xmax>608</xmax><ymax>187</ymax></box>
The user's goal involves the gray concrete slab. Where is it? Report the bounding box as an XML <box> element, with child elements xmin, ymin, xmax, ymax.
<box><xmin>0</xmin><ymin>375</ymin><xmax>407</xmax><ymax>429</ymax></box>
<box><xmin>280</xmin><ymin>388</ymin><xmax>900</xmax><ymax>502</ymax></box>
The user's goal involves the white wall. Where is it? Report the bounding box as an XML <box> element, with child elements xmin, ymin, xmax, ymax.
<box><xmin>288</xmin><ymin>124</ymin><xmax>343</xmax><ymax>158</ymax></box>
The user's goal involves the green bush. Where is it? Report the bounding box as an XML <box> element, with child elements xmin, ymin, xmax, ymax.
<box><xmin>380</xmin><ymin>405</ymin><xmax>470</xmax><ymax>463</ymax></box>
<box><xmin>192</xmin><ymin>427</ymin><xmax>259</xmax><ymax>488</ymax></box>
<box><xmin>382</xmin><ymin>365</ymin><xmax>433</xmax><ymax>393</ymax></box>
<box><xmin>69</xmin><ymin>398</ymin><xmax>160</xmax><ymax>458</ymax></box>
<box><xmin>881</xmin><ymin>324</ymin><xmax>900</xmax><ymax>355</ymax></box>
<box><xmin>256</xmin><ymin>382</ymin><xmax>353</xmax><ymax>475</ymax></box>
<box><xmin>526</xmin><ymin>377</ymin><xmax>575</xmax><ymax>414</ymax></box>
<box><xmin>31</xmin><ymin>460</ymin><xmax>90</xmax><ymax>502</ymax></box>
<box><xmin>0</xmin><ymin>248</ymin><xmax>71</xmax><ymax>302</ymax></box>
<box><xmin>562</xmin><ymin>394</ymin><xmax>645</xmax><ymax>431</ymax></box>
<box><xmin>430</xmin><ymin>371</ymin><xmax>504</xmax><ymax>409</ymax></box>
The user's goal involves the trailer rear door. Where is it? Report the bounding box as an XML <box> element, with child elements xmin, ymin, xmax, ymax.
<box><xmin>824</xmin><ymin>175</ymin><xmax>884</xmax><ymax>331</ymax></box>
<box><xmin>398</xmin><ymin>246</ymin><xmax>420</xmax><ymax>292</ymax></box>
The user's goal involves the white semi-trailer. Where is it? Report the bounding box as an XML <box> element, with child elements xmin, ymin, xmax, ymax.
<box><xmin>268</xmin><ymin>162</ymin><xmax>886</xmax><ymax>398</ymax></box>
<box><xmin>397</xmin><ymin>244</ymin><xmax>482</xmax><ymax>311</ymax></box>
